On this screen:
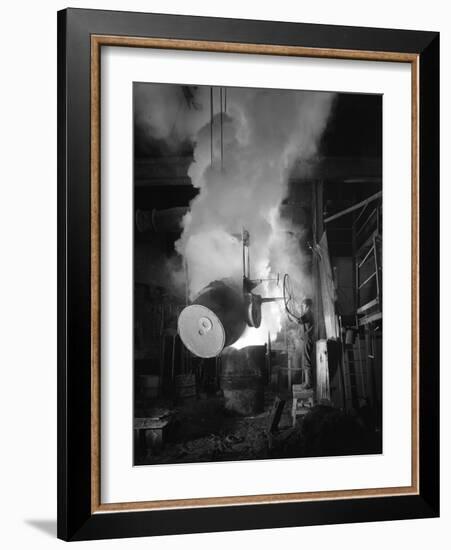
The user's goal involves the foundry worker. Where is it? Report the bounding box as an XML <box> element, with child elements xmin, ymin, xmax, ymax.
<box><xmin>298</xmin><ymin>298</ymin><xmax>314</xmax><ymax>389</ymax></box>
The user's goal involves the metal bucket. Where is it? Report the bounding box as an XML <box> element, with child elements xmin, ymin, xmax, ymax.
<box><xmin>178</xmin><ymin>279</ymin><xmax>246</xmax><ymax>358</ymax></box>
<box><xmin>220</xmin><ymin>345</ymin><xmax>265</xmax><ymax>416</ymax></box>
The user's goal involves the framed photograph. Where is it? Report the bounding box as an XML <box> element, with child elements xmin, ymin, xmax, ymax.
<box><xmin>57</xmin><ymin>8</ymin><xmax>439</xmax><ymax>541</ymax></box>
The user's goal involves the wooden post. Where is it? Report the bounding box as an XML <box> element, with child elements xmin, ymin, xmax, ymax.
<box><xmin>171</xmin><ymin>335</ymin><xmax>176</xmax><ymax>389</ymax></box>
<box><xmin>268</xmin><ymin>397</ymin><xmax>285</xmax><ymax>433</ymax></box>
<box><xmin>312</xmin><ymin>180</ymin><xmax>326</xmax><ymax>341</ymax></box>
<box><xmin>316</xmin><ymin>180</ymin><xmax>324</xmax><ymax>241</ymax></box>
<box><xmin>288</xmin><ymin>354</ymin><xmax>292</xmax><ymax>390</ymax></box>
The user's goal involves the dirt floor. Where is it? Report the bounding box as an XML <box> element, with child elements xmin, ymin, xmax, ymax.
<box><xmin>134</xmin><ymin>391</ymin><xmax>381</xmax><ymax>465</ymax></box>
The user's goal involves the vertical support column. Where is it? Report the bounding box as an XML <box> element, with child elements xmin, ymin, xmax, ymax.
<box><xmin>316</xmin><ymin>180</ymin><xmax>324</xmax><ymax>241</ymax></box>
<box><xmin>312</xmin><ymin>180</ymin><xmax>325</xmax><ymax>341</ymax></box>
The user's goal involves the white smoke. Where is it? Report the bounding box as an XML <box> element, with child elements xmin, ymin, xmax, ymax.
<box><xmin>135</xmin><ymin>84</ymin><xmax>335</xmax><ymax>345</ymax></box>
<box><xmin>176</xmin><ymin>87</ymin><xmax>335</xmax><ymax>345</ymax></box>
<box><xmin>134</xmin><ymin>83</ymin><xmax>212</xmax><ymax>148</ymax></box>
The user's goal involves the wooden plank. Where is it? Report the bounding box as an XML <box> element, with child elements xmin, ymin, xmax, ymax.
<box><xmin>358</xmin><ymin>271</ymin><xmax>377</xmax><ymax>290</ymax></box>
<box><xmin>358</xmin><ymin>312</ymin><xmax>382</xmax><ymax>326</ymax></box>
<box><xmin>356</xmin><ymin>297</ymin><xmax>379</xmax><ymax>314</ymax></box>
<box><xmin>268</xmin><ymin>397</ymin><xmax>286</xmax><ymax>433</ymax></box>
<box><xmin>358</xmin><ymin>243</ymin><xmax>376</xmax><ymax>268</ymax></box>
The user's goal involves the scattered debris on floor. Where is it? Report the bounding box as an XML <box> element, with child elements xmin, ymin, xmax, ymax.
<box><xmin>134</xmin><ymin>393</ymin><xmax>380</xmax><ymax>465</ymax></box>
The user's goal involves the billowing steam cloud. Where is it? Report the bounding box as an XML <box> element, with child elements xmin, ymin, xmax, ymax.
<box><xmin>134</xmin><ymin>84</ymin><xmax>214</xmax><ymax>149</ymax></box>
<box><xmin>179</xmin><ymin>88</ymin><xmax>334</xmax><ymax>345</ymax></box>
<box><xmin>135</xmin><ymin>84</ymin><xmax>335</xmax><ymax>346</ymax></box>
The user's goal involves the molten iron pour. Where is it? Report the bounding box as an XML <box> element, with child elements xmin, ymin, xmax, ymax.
<box><xmin>178</xmin><ymin>229</ymin><xmax>303</xmax><ymax>358</ymax></box>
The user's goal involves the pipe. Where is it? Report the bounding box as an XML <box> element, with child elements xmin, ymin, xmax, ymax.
<box><xmin>135</xmin><ymin>207</ymin><xmax>189</xmax><ymax>233</ymax></box>
<box><xmin>324</xmin><ymin>191</ymin><xmax>382</xmax><ymax>224</ymax></box>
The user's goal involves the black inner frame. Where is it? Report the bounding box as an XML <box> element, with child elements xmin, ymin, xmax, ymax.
<box><xmin>57</xmin><ymin>8</ymin><xmax>439</xmax><ymax>541</ymax></box>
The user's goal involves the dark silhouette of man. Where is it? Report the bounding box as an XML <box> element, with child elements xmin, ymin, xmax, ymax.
<box><xmin>298</xmin><ymin>298</ymin><xmax>314</xmax><ymax>389</ymax></box>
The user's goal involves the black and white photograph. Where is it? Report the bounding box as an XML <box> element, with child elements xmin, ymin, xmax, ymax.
<box><xmin>133</xmin><ymin>82</ymin><xmax>383</xmax><ymax>465</ymax></box>
<box><xmin>0</xmin><ymin>0</ymin><xmax>444</xmax><ymax>546</ymax></box>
